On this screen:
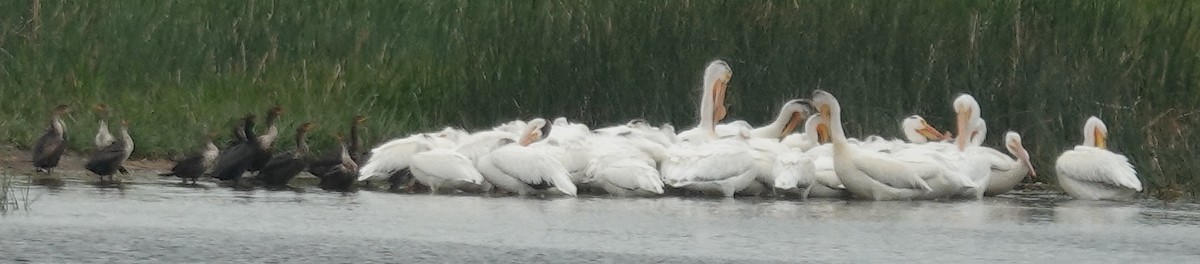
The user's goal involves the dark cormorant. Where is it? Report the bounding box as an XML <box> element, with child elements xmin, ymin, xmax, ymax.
<box><xmin>92</xmin><ymin>104</ymin><xmax>129</xmax><ymax>175</ymax></box>
<box><xmin>255</xmin><ymin>122</ymin><xmax>313</xmax><ymax>188</ymax></box>
<box><xmin>212</xmin><ymin>115</ymin><xmax>262</xmax><ymax>182</ymax></box>
<box><xmin>85</xmin><ymin>119</ymin><xmax>134</xmax><ymax>183</ymax></box>
<box><xmin>93</xmin><ymin>104</ymin><xmax>114</xmax><ymax>148</ymax></box>
<box><xmin>309</xmin><ymin>115</ymin><xmax>366</xmax><ymax>189</ymax></box>
<box><xmin>31</xmin><ymin>105</ymin><xmax>71</xmax><ymax>173</ymax></box>
<box><xmin>311</xmin><ymin>133</ymin><xmax>359</xmax><ymax>191</ymax></box>
<box><xmin>159</xmin><ymin>132</ymin><xmax>220</xmax><ymax>184</ymax></box>
<box><xmin>248</xmin><ymin>106</ymin><xmax>283</xmax><ymax>172</ymax></box>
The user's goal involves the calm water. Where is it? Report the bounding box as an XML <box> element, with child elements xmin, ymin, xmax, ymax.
<box><xmin>3</xmin><ymin>176</ymin><xmax>1200</xmax><ymax>263</ymax></box>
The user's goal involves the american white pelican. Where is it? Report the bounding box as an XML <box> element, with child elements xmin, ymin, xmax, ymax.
<box><xmin>773</xmin><ymin>114</ymin><xmax>848</xmax><ymax>198</ymax></box>
<box><xmin>983</xmin><ymin>132</ymin><xmax>1036</xmax><ymax>196</ymax></box>
<box><xmin>592</xmin><ymin>119</ymin><xmax>677</xmax><ymax>148</ymax></box>
<box><xmin>409</xmin><ymin>140</ymin><xmax>488</xmax><ymax>194</ymax></box>
<box><xmin>771</xmin><ymin>148</ymin><xmax>817</xmax><ymax>198</ymax></box>
<box><xmin>901</xmin><ymin>115</ymin><xmax>951</xmax><ymax>145</ymax></box>
<box><xmin>356</xmin><ymin>133</ymin><xmax>429</xmax><ymax>182</ymax></box>
<box><xmin>781</xmin><ymin>114</ymin><xmax>829</xmax><ymax>152</ymax></box>
<box><xmin>1055</xmin><ymin>116</ymin><xmax>1141</xmax><ymax>200</ymax></box>
<box><xmin>530</xmin><ymin>117</ymin><xmax>593</xmax><ymax>185</ymax></box>
<box><xmin>477</xmin><ymin>118</ymin><xmax>577</xmax><ymax>197</ymax></box>
<box><xmin>812</xmin><ymin>90</ymin><xmax>935</xmax><ymax>200</ymax></box>
<box><xmin>953</xmin><ymin>94</ymin><xmax>983</xmax><ymax>151</ymax></box>
<box><xmin>660</xmin><ymin>60</ymin><xmax>757</xmax><ymax>197</ymax></box>
<box><xmin>750</xmin><ymin>99</ymin><xmax>814</xmax><ymax>139</ymax></box>
<box><xmin>584</xmin><ymin>135</ymin><xmax>665</xmax><ymax>196</ymax></box>
<box><xmin>740</xmin><ymin>99</ymin><xmax>815</xmax><ymax>196</ymax></box>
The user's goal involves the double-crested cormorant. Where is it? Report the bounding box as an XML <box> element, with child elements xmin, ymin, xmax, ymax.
<box><xmin>93</xmin><ymin>104</ymin><xmax>114</xmax><ymax>148</ymax></box>
<box><xmin>309</xmin><ymin>115</ymin><xmax>365</xmax><ymax>190</ymax></box>
<box><xmin>85</xmin><ymin>119</ymin><xmax>134</xmax><ymax>183</ymax></box>
<box><xmin>311</xmin><ymin>133</ymin><xmax>359</xmax><ymax>191</ymax></box>
<box><xmin>93</xmin><ymin>103</ymin><xmax>129</xmax><ymax>175</ymax></box>
<box><xmin>212</xmin><ymin>115</ymin><xmax>261</xmax><ymax>182</ymax></box>
<box><xmin>32</xmin><ymin>105</ymin><xmax>71</xmax><ymax>173</ymax></box>
<box><xmin>348</xmin><ymin>115</ymin><xmax>365</xmax><ymax>164</ymax></box>
<box><xmin>159</xmin><ymin>132</ymin><xmax>220</xmax><ymax>184</ymax></box>
<box><xmin>249</xmin><ymin>106</ymin><xmax>283</xmax><ymax>172</ymax></box>
<box><xmin>255</xmin><ymin>122</ymin><xmax>313</xmax><ymax>188</ymax></box>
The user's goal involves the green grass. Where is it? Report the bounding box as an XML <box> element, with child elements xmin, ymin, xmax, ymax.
<box><xmin>1</xmin><ymin>0</ymin><xmax>1197</xmax><ymax>196</ymax></box>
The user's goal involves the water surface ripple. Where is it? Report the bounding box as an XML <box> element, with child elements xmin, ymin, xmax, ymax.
<box><xmin>3</xmin><ymin>178</ymin><xmax>1199</xmax><ymax>263</ymax></box>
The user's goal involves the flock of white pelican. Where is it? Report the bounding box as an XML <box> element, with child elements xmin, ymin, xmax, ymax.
<box><xmin>355</xmin><ymin>60</ymin><xmax>1144</xmax><ymax>201</ymax></box>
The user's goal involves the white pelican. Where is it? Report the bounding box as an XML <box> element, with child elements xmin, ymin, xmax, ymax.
<box><xmin>796</xmin><ymin>115</ymin><xmax>849</xmax><ymax>198</ymax></box>
<box><xmin>660</xmin><ymin>60</ymin><xmax>756</xmax><ymax>197</ymax></box>
<box><xmin>953</xmin><ymin>94</ymin><xmax>984</xmax><ymax>151</ymax></box>
<box><xmin>409</xmin><ymin>139</ymin><xmax>488</xmax><ymax>194</ymax></box>
<box><xmin>900</xmin><ymin>115</ymin><xmax>951</xmax><ymax>145</ymax></box>
<box><xmin>983</xmin><ymin>131</ymin><xmax>1036</xmax><ymax>196</ymax></box>
<box><xmin>781</xmin><ymin>114</ymin><xmax>829</xmax><ymax>152</ymax></box>
<box><xmin>477</xmin><ymin>118</ymin><xmax>577</xmax><ymax>197</ymax></box>
<box><xmin>356</xmin><ymin>134</ymin><xmax>429</xmax><ymax>182</ymax></box>
<box><xmin>530</xmin><ymin>117</ymin><xmax>593</xmax><ymax>185</ymax></box>
<box><xmin>740</xmin><ymin>99</ymin><xmax>815</xmax><ymax>196</ymax></box>
<box><xmin>812</xmin><ymin>90</ymin><xmax>935</xmax><ymax>200</ymax></box>
<box><xmin>593</xmin><ymin>119</ymin><xmax>677</xmax><ymax>148</ymax></box>
<box><xmin>584</xmin><ymin>135</ymin><xmax>665</xmax><ymax>196</ymax></box>
<box><xmin>750</xmin><ymin>99</ymin><xmax>814</xmax><ymax>139</ymax></box>
<box><xmin>1055</xmin><ymin>116</ymin><xmax>1141</xmax><ymax>200</ymax></box>
<box><xmin>770</xmin><ymin>148</ymin><xmax>817</xmax><ymax>198</ymax></box>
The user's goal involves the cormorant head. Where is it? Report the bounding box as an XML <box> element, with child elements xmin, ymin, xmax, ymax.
<box><xmin>298</xmin><ymin>122</ymin><xmax>315</xmax><ymax>132</ymax></box>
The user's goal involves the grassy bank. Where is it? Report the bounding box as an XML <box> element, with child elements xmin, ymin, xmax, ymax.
<box><xmin>1</xmin><ymin>0</ymin><xmax>1197</xmax><ymax>196</ymax></box>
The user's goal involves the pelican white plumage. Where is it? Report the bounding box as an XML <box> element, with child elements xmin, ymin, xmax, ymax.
<box><xmin>750</xmin><ymin>99</ymin><xmax>814</xmax><ymax>139</ymax></box>
<box><xmin>660</xmin><ymin>60</ymin><xmax>756</xmax><ymax>197</ymax></box>
<box><xmin>477</xmin><ymin>118</ymin><xmax>577</xmax><ymax>197</ymax></box>
<box><xmin>1055</xmin><ymin>116</ymin><xmax>1141</xmax><ymax>200</ymax></box>
<box><xmin>774</xmin><ymin>115</ymin><xmax>847</xmax><ymax>198</ymax></box>
<box><xmin>530</xmin><ymin>118</ymin><xmax>593</xmax><ymax>185</ymax></box>
<box><xmin>356</xmin><ymin>134</ymin><xmax>429</xmax><ymax>182</ymax></box>
<box><xmin>584</xmin><ymin>134</ymin><xmax>665</xmax><ymax>196</ymax></box>
<box><xmin>409</xmin><ymin>138</ymin><xmax>488</xmax><ymax>194</ymax></box>
<box><xmin>771</xmin><ymin>149</ymin><xmax>817</xmax><ymax>198</ymax></box>
<box><xmin>740</xmin><ymin>99</ymin><xmax>815</xmax><ymax>196</ymax></box>
<box><xmin>781</xmin><ymin>115</ymin><xmax>827</xmax><ymax>152</ymax></box>
<box><xmin>812</xmin><ymin>90</ymin><xmax>936</xmax><ymax>200</ymax></box>
<box><xmin>982</xmin><ymin>132</ymin><xmax>1036</xmax><ymax>196</ymax></box>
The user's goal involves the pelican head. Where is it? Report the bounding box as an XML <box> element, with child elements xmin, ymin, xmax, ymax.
<box><xmin>519</xmin><ymin>118</ymin><xmax>552</xmax><ymax>146</ymax></box>
<box><xmin>701</xmin><ymin>60</ymin><xmax>733</xmax><ymax>129</ymax></box>
<box><xmin>901</xmin><ymin>115</ymin><xmax>946</xmax><ymax>143</ymax></box>
<box><xmin>1005</xmin><ymin>131</ymin><xmax>1036</xmax><ymax>179</ymax></box>
<box><xmin>811</xmin><ymin>90</ymin><xmax>840</xmax><ymax>124</ymax></box>
<box><xmin>804</xmin><ymin>114</ymin><xmax>831</xmax><ymax>144</ymax></box>
<box><xmin>953</xmin><ymin>94</ymin><xmax>981</xmax><ymax>151</ymax></box>
<box><xmin>811</xmin><ymin>90</ymin><xmax>843</xmax><ymax>144</ymax></box>
<box><xmin>1083</xmin><ymin>116</ymin><xmax>1108</xmax><ymax>149</ymax></box>
<box><xmin>778</xmin><ymin>99</ymin><xmax>815</xmax><ymax>137</ymax></box>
